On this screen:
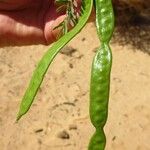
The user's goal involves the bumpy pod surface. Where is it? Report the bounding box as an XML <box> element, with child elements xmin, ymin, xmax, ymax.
<box><xmin>89</xmin><ymin>129</ymin><xmax>106</xmax><ymax>150</ymax></box>
<box><xmin>89</xmin><ymin>44</ymin><xmax>112</xmax><ymax>150</ymax></box>
<box><xmin>89</xmin><ymin>0</ymin><xmax>114</xmax><ymax>149</ymax></box>
<box><xmin>90</xmin><ymin>44</ymin><xmax>112</xmax><ymax>129</ymax></box>
<box><xmin>95</xmin><ymin>0</ymin><xmax>114</xmax><ymax>42</ymax></box>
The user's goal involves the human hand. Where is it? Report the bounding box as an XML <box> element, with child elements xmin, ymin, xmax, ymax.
<box><xmin>0</xmin><ymin>0</ymin><xmax>81</xmax><ymax>46</ymax></box>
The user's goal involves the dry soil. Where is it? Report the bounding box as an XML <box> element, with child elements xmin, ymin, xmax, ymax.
<box><xmin>0</xmin><ymin>23</ymin><xmax>150</xmax><ymax>150</ymax></box>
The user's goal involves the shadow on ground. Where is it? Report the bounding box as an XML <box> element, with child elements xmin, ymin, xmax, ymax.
<box><xmin>112</xmin><ymin>0</ymin><xmax>150</xmax><ymax>54</ymax></box>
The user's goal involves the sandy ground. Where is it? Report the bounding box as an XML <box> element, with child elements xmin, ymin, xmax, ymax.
<box><xmin>0</xmin><ymin>23</ymin><xmax>150</xmax><ymax>150</ymax></box>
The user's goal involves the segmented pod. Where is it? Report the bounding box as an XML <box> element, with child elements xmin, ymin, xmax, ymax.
<box><xmin>90</xmin><ymin>44</ymin><xmax>112</xmax><ymax>129</ymax></box>
<box><xmin>89</xmin><ymin>0</ymin><xmax>114</xmax><ymax>149</ymax></box>
<box><xmin>89</xmin><ymin>44</ymin><xmax>112</xmax><ymax>150</ymax></box>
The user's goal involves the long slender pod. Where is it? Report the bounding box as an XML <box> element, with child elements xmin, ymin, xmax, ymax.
<box><xmin>17</xmin><ymin>0</ymin><xmax>93</xmax><ymax>121</ymax></box>
<box><xmin>89</xmin><ymin>44</ymin><xmax>112</xmax><ymax>150</ymax></box>
<box><xmin>89</xmin><ymin>0</ymin><xmax>114</xmax><ymax>149</ymax></box>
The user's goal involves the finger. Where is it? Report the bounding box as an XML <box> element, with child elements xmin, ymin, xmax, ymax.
<box><xmin>0</xmin><ymin>4</ymin><xmax>46</xmax><ymax>46</ymax></box>
<box><xmin>44</xmin><ymin>0</ymin><xmax>82</xmax><ymax>44</ymax></box>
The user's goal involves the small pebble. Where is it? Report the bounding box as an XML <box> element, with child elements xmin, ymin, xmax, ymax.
<box><xmin>69</xmin><ymin>63</ymin><xmax>73</xmax><ymax>68</ymax></box>
<box><xmin>69</xmin><ymin>124</ymin><xmax>77</xmax><ymax>130</ymax></box>
<box><xmin>35</xmin><ymin>128</ymin><xmax>43</xmax><ymax>133</ymax></box>
<box><xmin>82</xmin><ymin>37</ymin><xmax>86</xmax><ymax>41</ymax></box>
<box><xmin>57</xmin><ymin>130</ymin><xmax>70</xmax><ymax>139</ymax></box>
<box><xmin>61</xmin><ymin>46</ymin><xmax>77</xmax><ymax>56</ymax></box>
<box><xmin>112</xmin><ymin>136</ymin><xmax>116</xmax><ymax>141</ymax></box>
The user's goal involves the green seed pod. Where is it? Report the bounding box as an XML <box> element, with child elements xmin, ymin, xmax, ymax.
<box><xmin>90</xmin><ymin>43</ymin><xmax>112</xmax><ymax>129</ymax></box>
<box><xmin>16</xmin><ymin>0</ymin><xmax>93</xmax><ymax>121</ymax></box>
<box><xmin>88</xmin><ymin>129</ymin><xmax>106</xmax><ymax>150</ymax></box>
<box><xmin>89</xmin><ymin>0</ymin><xmax>114</xmax><ymax>149</ymax></box>
<box><xmin>95</xmin><ymin>0</ymin><xmax>114</xmax><ymax>43</ymax></box>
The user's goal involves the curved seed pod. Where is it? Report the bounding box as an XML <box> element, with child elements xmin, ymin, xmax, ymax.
<box><xmin>16</xmin><ymin>0</ymin><xmax>93</xmax><ymax>121</ymax></box>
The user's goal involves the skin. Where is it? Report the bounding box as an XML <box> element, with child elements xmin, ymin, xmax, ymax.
<box><xmin>0</xmin><ymin>0</ymin><xmax>81</xmax><ymax>46</ymax></box>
